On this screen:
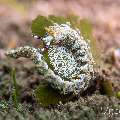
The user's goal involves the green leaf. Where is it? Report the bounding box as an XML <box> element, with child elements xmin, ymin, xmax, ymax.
<box><xmin>35</xmin><ymin>84</ymin><xmax>73</xmax><ymax>106</ymax></box>
<box><xmin>66</xmin><ymin>15</ymin><xmax>79</xmax><ymax>28</ymax></box>
<box><xmin>48</xmin><ymin>15</ymin><xmax>68</xmax><ymax>24</ymax></box>
<box><xmin>78</xmin><ymin>19</ymin><xmax>102</xmax><ymax>67</ymax></box>
<box><xmin>43</xmin><ymin>51</ymin><xmax>54</xmax><ymax>71</ymax></box>
<box><xmin>31</xmin><ymin>16</ymin><xmax>52</xmax><ymax>37</ymax></box>
<box><xmin>79</xmin><ymin>19</ymin><xmax>92</xmax><ymax>40</ymax></box>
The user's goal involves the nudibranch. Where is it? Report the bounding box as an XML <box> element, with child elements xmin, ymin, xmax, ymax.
<box><xmin>5</xmin><ymin>23</ymin><xmax>95</xmax><ymax>95</ymax></box>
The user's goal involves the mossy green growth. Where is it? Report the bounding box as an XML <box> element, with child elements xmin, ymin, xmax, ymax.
<box><xmin>35</xmin><ymin>84</ymin><xmax>73</xmax><ymax>106</ymax></box>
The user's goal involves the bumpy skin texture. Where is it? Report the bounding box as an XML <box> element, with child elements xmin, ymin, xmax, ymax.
<box><xmin>5</xmin><ymin>23</ymin><xmax>94</xmax><ymax>94</ymax></box>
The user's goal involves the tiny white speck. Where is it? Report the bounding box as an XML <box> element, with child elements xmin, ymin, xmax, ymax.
<box><xmin>41</xmin><ymin>48</ymin><xmax>45</xmax><ymax>52</ymax></box>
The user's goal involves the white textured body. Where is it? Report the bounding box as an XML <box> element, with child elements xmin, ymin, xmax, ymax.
<box><xmin>6</xmin><ymin>23</ymin><xmax>94</xmax><ymax>94</ymax></box>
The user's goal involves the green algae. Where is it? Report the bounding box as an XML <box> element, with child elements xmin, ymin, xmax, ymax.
<box><xmin>100</xmin><ymin>79</ymin><xmax>114</xmax><ymax>97</ymax></box>
<box><xmin>31</xmin><ymin>16</ymin><xmax>52</xmax><ymax>37</ymax></box>
<box><xmin>34</xmin><ymin>84</ymin><xmax>73</xmax><ymax>106</ymax></box>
